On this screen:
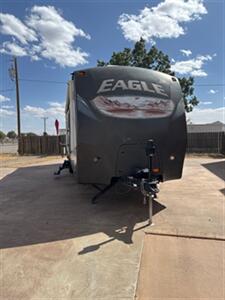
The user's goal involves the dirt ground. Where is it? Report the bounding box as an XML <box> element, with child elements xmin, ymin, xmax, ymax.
<box><xmin>0</xmin><ymin>154</ymin><xmax>224</xmax><ymax>300</ymax></box>
<box><xmin>0</xmin><ymin>154</ymin><xmax>61</xmax><ymax>167</ymax></box>
<box><xmin>0</xmin><ymin>155</ymin><xmax>62</xmax><ymax>180</ymax></box>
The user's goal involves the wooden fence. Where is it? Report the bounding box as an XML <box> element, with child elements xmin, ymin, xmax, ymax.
<box><xmin>19</xmin><ymin>135</ymin><xmax>65</xmax><ymax>155</ymax></box>
<box><xmin>19</xmin><ymin>132</ymin><xmax>225</xmax><ymax>155</ymax></box>
<box><xmin>187</xmin><ymin>132</ymin><xmax>225</xmax><ymax>154</ymax></box>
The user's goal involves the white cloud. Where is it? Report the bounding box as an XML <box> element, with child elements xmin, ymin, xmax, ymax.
<box><xmin>209</xmin><ymin>89</ymin><xmax>218</xmax><ymax>94</ymax></box>
<box><xmin>118</xmin><ymin>0</ymin><xmax>207</xmax><ymax>42</ymax></box>
<box><xmin>47</xmin><ymin>101</ymin><xmax>65</xmax><ymax>115</ymax></box>
<box><xmin>23</xmin><ymin>101</ymin><xmax>65</xmax><ymax>118</ymax></box>
<box><xmin>0</xmin><ymin>108</ymin><xmax>15</xmax><ymax>116</ymax></box>
<box><xmin>26</xmin><ymin>6</ymin><xmax>90</xmax><ymax>67</ymax></box>
<box><xmin>0</xmin><ymin>6</ymin><xmax>90</xmax><ymax>67</ymax></box>
<box><xmin>180</xmin><ymin>49</ymin><xmax>192</xmax><ymax>57</ymax></box>
<box><xmin>44</xmin><ymin>63</ymin><xmax>56</xmax><ymax>69</ymax></box>
<box><xmin>199</xmin><ymin>101</ymin><xmax>212</xmax><ymax>105</ymax></box>
<box><xmin>0</xmin><ymin>13</ymin><xmax>37</xmax><ymax>44</ymax></box>
<box><xmin>48</xmin><ymin>101</ymin><xmax>63</xmax><ymax>107</ymax></box>
<box><xmin>23</xmin><ymin>105</ymin><xmax>46</xmax><ymax>117</ymax></box>
<box><xmin>189</xmin><ymin>106</ymin><xmax>225</xmax><ymax>124</ymax></box>
<box><xmin>22</xmin><ymin>101</ymin><xmax>65</xmax><ymax>134</ymax></box>
<box><xmin>171</xmin><ymin>54</ymin><xmax>212</xmax><ymax>77</ymax></box>
<box><xmin>156</xmin><ymin>0</ymin><xmax>207</xmax><ymax>21</ymax></box>
<box><xmin>190</xmin><ymin>70</ymin><xmax>207</xmax><ymax>77</ymax></box>
<box><xmin>0</xmin><ymin>94</ymin><xmax>10</xmax><ymax>102</ymax></box>
<box><xmin>1</xmin><ymin>105</ymin><xmax>14</xmax><ymax>109</ymax></box>
<box><xmin>0</xmin><ymin>94</ymin><xmax>15</xmax><ymax>132</ymax></box>
<box><xmin>0</xmin><ymin>41</ymin><xmax>27</xmax><ymax>56</ymax></box>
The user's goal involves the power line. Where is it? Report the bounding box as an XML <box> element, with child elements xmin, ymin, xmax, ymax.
<box><xmin>194</xmin><ymin>84</ymin><xmax>225</xmax><ymax>87</ymax></box>
<box><xmin>19</xmin><ymin>78</ymin><xmax>67</xmax><ymax>84</ymax></box>
<box><xmin>17</xmin><ymin>78</ymin><xmax>225</xmax><ymax>87</ymax></box>
<box><xmin>0</xmin><ymin>88</ymin><xmax>15</xmax><ymax>93</ymax></box>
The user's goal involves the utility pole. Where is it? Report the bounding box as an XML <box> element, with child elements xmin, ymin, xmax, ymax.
<box><xmin>14</xmin><ymin>57</ymin><xmax>21</xmax><ymax>139</ymax></box>
<box><xmin>9</xmin><ymin>57</ymin><xmax>21</xmax><ymax>153</ymax></box>
<box><xmin>41</xmin><ymin>117</ymin><xmax>48</xmax><ymax>135</ymax></box>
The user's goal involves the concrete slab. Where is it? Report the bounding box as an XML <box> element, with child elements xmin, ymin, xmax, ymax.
<box><xmin>0</xmin><ymin>156</ymin><xmax>224</xmax><ymax>299</ymax></box>
<box><xmin>145</xmin><ymin>157</ymin><xmax>225</xmax><ymax>238</ymax></box>
<box><xmin>136</xmin><ymin>157</ymin><xmax>225</xmax><ymax>300</ymax></box>
<box><xmin>0</xmin><ymin>159</ymin><xmax>153</xmax><ymax>300</ymax></box>
<box><xmin>136</xmin><ymin>234</ymin><xmax>225</xmax><ymax>300</ymax></box>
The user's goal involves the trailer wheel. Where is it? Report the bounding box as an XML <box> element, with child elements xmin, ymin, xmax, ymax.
<box><xmin>69</xmin><ymin>165</ymin><xmax>73</xmax><ymax>174</ymax></box>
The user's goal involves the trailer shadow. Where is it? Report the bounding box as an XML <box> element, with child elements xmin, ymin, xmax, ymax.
<box><xmin>219</xmin><ymin>188</ymin><xmax>225</xmax><ymax>196</ymax></box>
<box><xmin>202</xmin><ymin>160</ymin><xmax>225</xmax><ymax>181</ymax></box>
<box><xmin>0</xmin><ymin>164</ymin><xmax>165</xmax><ymax>250</ymax></box>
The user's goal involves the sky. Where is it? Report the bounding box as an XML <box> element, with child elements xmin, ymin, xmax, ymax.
<box><xmin>0</xmin><ymin>0</ymin><xmax>224</xmax><ymax>134</ymax></box>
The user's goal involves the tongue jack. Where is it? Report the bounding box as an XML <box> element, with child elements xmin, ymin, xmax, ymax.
<box><xmin>144</xmin><ymin>139</ymin><xmax>159</xmax><ymax>225</ymax></box>
<box><xmin>122</xmin><ymin>139</ymin><xmax>160</xmax><ymax>225</ymax></box>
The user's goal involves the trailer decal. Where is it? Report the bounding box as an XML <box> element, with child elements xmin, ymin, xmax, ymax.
<box><xmin>92</xmin><ymin>95</ymin><xmax>174</xmax><ymax>118</ymax></box>
<box><xmin>97</xmin><ymin>79</ymin><xmax>168</xmax><ymax>97</ymax></box>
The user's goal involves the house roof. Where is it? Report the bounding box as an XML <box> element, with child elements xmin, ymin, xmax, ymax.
<box><xmin>187</xmin><ymin>122</ymin><xmax>225</xmax><ymax>133</ymax></box>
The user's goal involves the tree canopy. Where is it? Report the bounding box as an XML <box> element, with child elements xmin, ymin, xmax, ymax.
<box><xmin>26</xmin><ymin>132</ymin><xmax>38</xmax><ymax>137</ymax></box>
<box><xmin>97</xmin><ymin>38</ymin><xmax>198</xmax><ymax>112</ymax></box>
<box><xmin>0</xmin><ymin>131</ymin><xmax>6</xmax><ymax>141</ymax></box>
<box><xmin>7</xmin><ymin>131</ymin><xmax>17</xmax><ymax>139</ymax></box>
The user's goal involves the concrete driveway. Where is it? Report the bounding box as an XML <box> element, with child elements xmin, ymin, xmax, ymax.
<box><xmin>136</xmin><ymin>156</ymin><xmax>225</xmax><ymax>300</ymax></box>
<box><xmin>0</xmin><ymin>156</ymin><xmax>153</xmax><ymax>299</ymax></box>
<box><xmin>146</xmin><ymin>156</ymin><xmax>225</xmax><ymax>237</ymax></box>
<box><xmin>0</xmin><ymin>156</ymin><xmax>224</xmax><ymax>299</ymax></box>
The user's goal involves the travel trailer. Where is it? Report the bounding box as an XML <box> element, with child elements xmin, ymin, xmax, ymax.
<box><xmin>57</xmin><ymin>66</ymin><xmax>187</xmax><ymax>223</ymax></box>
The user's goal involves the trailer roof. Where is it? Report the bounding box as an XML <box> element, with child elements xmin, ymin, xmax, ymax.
<box><xmin>72</xmin><ymin>65</ymin><xmax>175</xmax><ymax>82</ymax></box>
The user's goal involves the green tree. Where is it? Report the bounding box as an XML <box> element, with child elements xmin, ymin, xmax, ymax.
<box><xmin>97</xmin><ymin>38</ymin><xmax>199</xmax><ymax>112</ymax></box>
<box><xmin>7</xmin><ymin>130</ymin><xmax>17</xmax><ymax>139</ymax></box>
<box><xmin>0</xmin><ymin>131</ymin><xmax>6</xmax><ymax>141</ymax></box>
<box><xmin>26</xmin><ymin>132</ymin><xmax>37</xmax><ymax>136</ymax></box>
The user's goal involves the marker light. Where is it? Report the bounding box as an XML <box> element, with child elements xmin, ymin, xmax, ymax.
<box><xmin>77</xmin><ymin>71</ymin><xmax>86</xmax><ymax>77</ymax></box>
<box><xmin>152</xmin><ymin>168</ymin><xmax>160</xmax><ymax>173</ymax></box>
